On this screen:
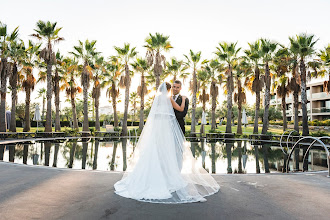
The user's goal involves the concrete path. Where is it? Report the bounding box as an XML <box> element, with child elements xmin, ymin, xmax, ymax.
<box><xmin>0</xmin><ymin>161</ymin><xmax>330</xmax><ymax>220</ymax></box>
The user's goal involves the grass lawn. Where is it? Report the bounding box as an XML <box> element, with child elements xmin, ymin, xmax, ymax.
<box><xmin>184</xmin><ymin>124</ymin><xmax>285</xmax><ymax>135</ymax></box>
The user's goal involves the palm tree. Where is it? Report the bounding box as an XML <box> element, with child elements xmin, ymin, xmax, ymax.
<box><xmin>197</xmin><ymin>68</ymin><xmax>211</xmax><ymax>134</ymax></box>
<box><xmin>132</xmin><ymin>57</ymin><xmax>149</xmax><ymax>130</ymax></box>
<box><xmin>61</xmin><ymin>57</ymin><xmax>81</xmax><ymax>129</ymax></box>
<box><xmin>260</xmin><ymin>38</ymin><xmax>278</xmax><ymax>134</ymax></box>
<box><xmin>114</xmin><ymin>43</ymin><xmax>137</xmax><ymax>136</ymax></box>
<box><xmin>245</xmin><ymin>40</ymin><xmax>263</xmax><ymax>134</ymax></box>
<box><xmin>104</xmin><ymin>56</ymin><xmax>122</xmax><ymax>127</ymax></box>
<box><xmin>8</xmin><ymin>39</ymin><xmax>25</xmax><ymax>132</ymax></box>
<box><xmin>272</xmin><ymin>48</ymin><xmax>291</xmax><ymax>131</ymax></box>
<box><xmin>53</xmin><ymin>51</ymin><xmax>64</xmax><ymax>131</ymax></box>
<box><xmin>144</xmin><ymin>33</ymin><xmax>173</xmax><ymax>90</ymax></box>
<box><xmin>22</xmin><ymin>40</ymin><xmax>41</xmax><ymax>131</ymax></box>
<box><xmin>31</xmin><ymin>20</ymin><xmax>64</xmax><ymax>132</ymax></box>
<box><xmin>0</xmin><ymin>22</ymin><xmax>18</xmax><ymax>131</ymax></box>
<box><xmin>233</xmin><ymin>59</ymin><xmax>251</xmax><ymax>134</ymax></box>
<box><xmin>215</xmin><ymin>42</ymin><xmax>241</xmax><ymax>133</ymax></box>
<box><xmin>184</xmin><ymin>50</ymin><xmax>203</xmax><ymax>133</ymax></box>
<box><xmin>37</xmin><ymin>88</ymin><xmax>46</xmax><ymax>120</ymax></box>
<box><xmin>275</xmin><ymin>75</ymin><xmax>290</xmax><ymax>131</ymax></box>
<box><xmin>204</xmin><ymin>59</ymin><xmax>224</xmax><ymax>130</ymax></box>
<box><xmin>289</xmin><ymin>33</ymin><xmax>318</xmax><ymax>136</ymax></box>
<box><xmin>319</xmin><ymin>44</ymin><xmax>330</xmax><ymax>91</ymax></box>
<box><xmin>129</xmin><ymin>92</ymin><xmax>138</xmax><ymax>124</ymax></box>
<box><xmin>71</xmin><ymin>39</ymin><xmax>99</xmax><ymax>132</ymax></box>
<box><xmin>165</xmin><ymin>57</ymin><xmax>187</xmax><ymax>83</ymax></box>
<box><xmin>92</xmin><ymin>56</ymin><xmax>106</xmax><ymax>131</ymax></box>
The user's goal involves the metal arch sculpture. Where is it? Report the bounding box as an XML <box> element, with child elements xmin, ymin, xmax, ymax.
<box><xmin>301</xmin><ymin>136</ymin><xmax>330</xmax><ymax>173</ymax></box>
<box><xmin>285</xmin><ymin>136</ymin><xmax>330</xmax><ymax>177</ymax></box>
<box><xmin>279</xmin><ymin>130</ymin><xmax>300</xmax><ymax>155</ymax></box>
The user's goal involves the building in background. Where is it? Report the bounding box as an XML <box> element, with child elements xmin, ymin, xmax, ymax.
<box><xmin>271</xmin><ymin>81</ymin><xmax>330</xmax><ymax>122</ymax></box>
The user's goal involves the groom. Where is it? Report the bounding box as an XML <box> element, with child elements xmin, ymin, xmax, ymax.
<box><xmin>172</xmin><ymin>80</ymin><xmax>189</xmax><ymax>134</ymax></box>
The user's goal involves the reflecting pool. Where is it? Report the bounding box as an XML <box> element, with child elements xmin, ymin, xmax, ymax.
<box><xmin>0</xmin><ymin>138</ymin><xmax>328</xmax><ymax>174</ymax></box>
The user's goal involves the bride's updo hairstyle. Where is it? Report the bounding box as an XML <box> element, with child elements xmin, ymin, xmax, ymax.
<box><xmin>166</xmin><ymin>82</ymin><xmax>171</xmax><ymax>91</ymax></box>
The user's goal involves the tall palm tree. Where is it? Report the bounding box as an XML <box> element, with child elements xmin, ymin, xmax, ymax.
<box><xmin>31</xmin><ymin>20</ymin><xmax>64</xmax><ymax>132</ymax></box>
<box><xmin>260</xmin><ymin>38</ymin><xmax>278</xmax><ymax>134</ymax></box>
<box><xmin>0</xmin><ymin>22</ymin><xmax>18</xmax><ymax>131</ymax></box>
<box><xmin>53</xmin><ymin>51</ymin><xmax>64</xmax><ymax>131</ymax></box>
<box><xmin>204</xmin><ymin>59</ymin><xmax>224</xmax><ymax>130</ymax></box>
<box><xmin>215</xmin><ymin>42</ymin><xmax>241</xmax><ymax>133</ymax></box>
<box><xmin>129</xmin><ymin>92</ymin><xmax>138</xmax><ymax>124</ymax></box>
<box><xmin>233</xmin><ymin>59</ymin><xmax>251</xmax><ymax>134</ymax></box>
<box><xmin>319</xmin><ymin>44</ymin><xmax>330</xmax><ymax>91</ymax></box>
<box><xmin>144</xmin><ymin>33</ymin><xmax>173</xmax><ymax>90</ymax></box>
<box><xmin>197</xmin><ymin>68</ymin><xmax>211</xmax><ymax>134</ymax></box>
<box><xmin>184</xmin><ymin>50</ymin><xmax>203</xmax><ymax>133</ymax></box>
<box><xmin>37</xmin><ymin>88</ymin><xmax>46</xmax><ymax>120</ymax></box>
<box><xmin>272</xmin><ymin>48</ymin><xmax>291</xmax><ymax>131</ymax></box>
<box><xmin>8</xmin><ymin>39</ymin><xmax>25</xmax><ymax>132</ymax></box>
<box><xmin>71</xmin><ymin>39</ymin><xmax>99</xmax><ymax>132</ymax></box>
<box><xmin>245</xmin><ymin>40</ymin><xmax>263</xmax><ymax>134</ymax></box>
<box><xmin>22</xmin><ymin>40</ymin><xmax>41</xmax><ymax>131</ymax></box>
<box><xmin>275</xmin><ymin>75</ymin><xmax>290</xmax><ymax>131</ymax></box>
<box><xmin>61</xmin><ymin>57</ymin><xmax>81</xmax><ymax>129</ymax></box>
<box><xmin>289</xmin><ymin>33</ymin><xmax>318</xmax><ymax>136</ymax></box>
<box><xmin>165</xmin><ymin>57</ymin><xmax>187</xmax><ymax>83</ymax></box>
<box><xmin>114</xmin><ymin>43</ymin><xmax>137</xmax><ymax>136</ymax></box>
<box><xmin>104</xmin><ymin>56</ymin><xmax>122</xmax><ymax>127</ymax></box>
<box><xmin>92</xmin><ymin>56</ymin><xmax>106</xmax><ymax>131</ymax></box>
<box><xmin>132</xmin><ymin>57</ymin><xmax>149</xmax><ymax>130</ymax></box>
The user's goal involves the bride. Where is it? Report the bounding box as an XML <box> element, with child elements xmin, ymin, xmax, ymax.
<box><xmin>114</xmin><ymin>82</ymin><xmax>220</xmax><ymax>203</ymax></box>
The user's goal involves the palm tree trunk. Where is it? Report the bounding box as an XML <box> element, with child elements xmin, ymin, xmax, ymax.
<box><xmin>191</xmin><ymin>67</ymin><xmax>197</xmax><ymax>133</ymax></box>
<box><xmin>262</xmin><ymin>62</ymin><xmax>271</xmax><ymax>134</ymax></box>
<box><xmin>0</xmin><ymin>58</ymin><xmax>8</xmax><ymax>132</ymax></box>
<box><xmin>293</xmin><ymin>89</ymin><xmax>299</xmax><ymax>132</ymax></box>
<box><xmin>253</xmin><ymin>67</ymin><xmax>260</xmax><ymax>134</ymax></box>
<box><xmin>237</xmin><ymin>103</ymin><xmax>242</xmax><ymax>135</ymax></box>
<box><xmin>42</xmin><ymin>97</ymin><xmax>45</xmax><ymax>120</ymax></box>
<box><xmin>282</xmin><ymin>96</ymin><xmax>287</xmax><ymax>131</ymax></box>
<box><xmin>300</xmin><ymin>59</ymin><xmax>309</xmax><ymax>136</ymax></box>
<box><xmin>139</xmin><ymin>74</ymin><xmax>145</xmax><ymax>130</ymax></box>
<box><xmin>154</xmin><ymin>51</ymin><xmax>161</xmax><ymax>90</ymax></box>
<box><xmin>95</xmin><ymin>87</ymin><xmax>100</xmax><ymax>131</ymax></box>
<box><xmin>45</xmin><ymin>62</ymin><xmax>53</xmax><ymax>132</ymax></box>
<box><xmin>70</xmin><ymin>85</ymin><xmax>79</xmax><ymax>129</ymax></box>
<box><xmin>54</xmin><ymin>69</ymin><xmax>61</xmax><ymax>131</ymax></box>
<box><xmin>122</xmin><ymin>64</ymin><xmax>130</xmax><ymax>136</ymax></box>
<box><xmin>237</xmin><ymin>79</ymin><xmax>242</xmax><ymax>135</ymax></box>
<box><xmin>211</xmin><ymin>82</ymin><xmax>216</xmax><ymax>130</ymax></box>
<box><xmin>23</xmin><ymin>87</ymin><xmax>31</xmax><ymax>132</ymax></box>
<box><xmin>82</xmin><ymin>63</ymin><xmax>89</xmax><ymax>132</ymax></box>
<box><xmin>226</xmin><ymin>68</ymin><xmax>233</xmax><ymax>133</ymax></box>
<box><xmin>112</xmin><ymin>93</ymin><xmax>118</xmax><ymax>127</ymax></box>
<box><xmin>10</xmin><ymin>63</ymin><xmax>18</xmax><ymax>132</ymax></box>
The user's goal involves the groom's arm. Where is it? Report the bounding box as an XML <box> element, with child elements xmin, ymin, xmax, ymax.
<box><xmin>176</xmin><ymin>98</ymin><xmax>189</xmax><ymax>118</ymax></box>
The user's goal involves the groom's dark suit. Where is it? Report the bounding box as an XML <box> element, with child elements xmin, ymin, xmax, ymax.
<box><xmin>173</xmin><ymin>95</ymin><xmax>189</xmax><ymax>134</ymax></box>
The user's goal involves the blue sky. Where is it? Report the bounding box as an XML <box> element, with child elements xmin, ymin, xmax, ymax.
<box><xmin>2</xmin><ymin>0</ymin><xmax>330</xmax><ymax>112</ymax></box>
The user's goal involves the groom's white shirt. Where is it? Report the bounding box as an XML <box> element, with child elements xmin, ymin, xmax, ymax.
<box><xmin>173</xmin><ymin>94</ymin><xmax>179</xmax><ymax>102</ymax></box>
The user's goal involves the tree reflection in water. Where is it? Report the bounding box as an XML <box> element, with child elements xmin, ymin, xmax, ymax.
<box><xmin>53</xmin><ymin>143</ymin><xmax>59</xmax><ymax>167</ymax></box>
<box><xmin>110</xmin><ymin>141</ymin><xmax>118</xmax><ymax>171</ymax></box>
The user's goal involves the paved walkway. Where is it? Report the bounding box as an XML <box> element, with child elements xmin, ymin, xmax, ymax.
<box><xmin>0</xmin><ymin>162</ymin><xmax>330</xmax><ymax>220</ymax></box>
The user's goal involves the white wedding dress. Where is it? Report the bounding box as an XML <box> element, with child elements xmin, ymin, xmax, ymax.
<box><xmin>114</xmin><ymin>82</ymin><xmax>220</xmax><ymax>203</ymax></box>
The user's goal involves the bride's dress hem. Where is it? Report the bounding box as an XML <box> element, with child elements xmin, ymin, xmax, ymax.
<box><xmin>114</xmin><ymin>187</ymin><xmax>220</xmax><ymax>204</ymax></box>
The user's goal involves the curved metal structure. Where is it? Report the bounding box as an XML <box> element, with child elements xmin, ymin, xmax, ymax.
<box><xmin>279</xmin><ymin>130</ymin><xmax>299</xmax><ymax>155</ymax></box>
<box><xmin>302</xmin><ymin>136</ymin><xmax>330</xmax><ymax>172</ymax></box>
<box><xmin>285</xmin><ymin>136</ymin><xmax>330</xmax><ymax>177</ymax></box>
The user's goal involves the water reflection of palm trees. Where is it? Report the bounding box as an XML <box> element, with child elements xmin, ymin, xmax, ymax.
<box><xmin>53</xmin><ymin>143</ymin><xmax>60</xmax><ymax>167</ymax></box>
<box><xmin>110</xmin><ymin>141</ymin><xmax>118</xmax><ymax>171</ymax></box>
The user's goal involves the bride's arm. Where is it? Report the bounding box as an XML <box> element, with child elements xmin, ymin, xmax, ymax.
<box><xmin>171</xmin><ymin>96</ymin><xmax>186</xmax><ymax>112</ymax></box>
